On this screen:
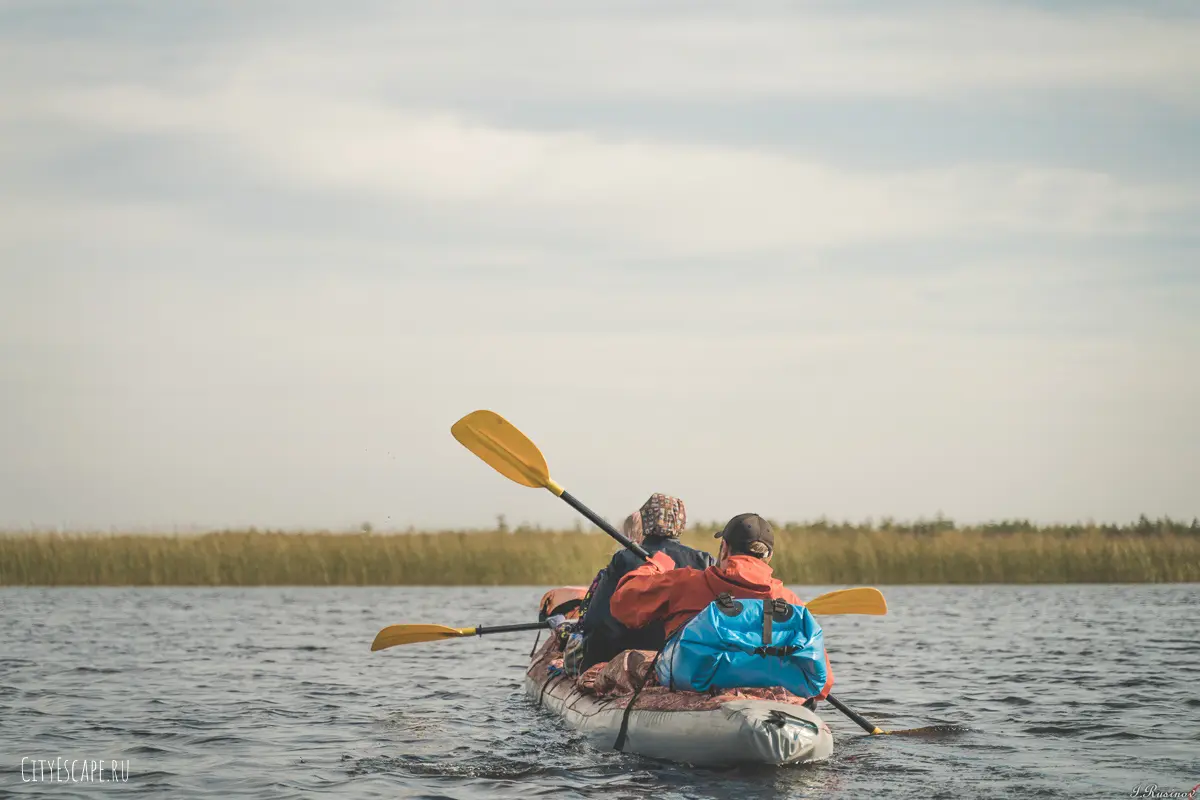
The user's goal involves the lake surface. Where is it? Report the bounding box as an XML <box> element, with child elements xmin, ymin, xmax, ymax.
<box><xmin>1</xmin><ymin>585</ymin><xmax>1197</xmax><ymax>799</ymax></box>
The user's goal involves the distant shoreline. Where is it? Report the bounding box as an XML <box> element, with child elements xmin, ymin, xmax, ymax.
<box><xmin>2</xmin><ymin>519</ymin><xmax>1197</xmax><ymax>585</ymax></box>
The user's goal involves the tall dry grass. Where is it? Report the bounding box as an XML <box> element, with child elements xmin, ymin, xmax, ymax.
<box><xmin>2</xmin><ymin>517</ymin><xmax>1197</xmax><ymax>586</ymax></box>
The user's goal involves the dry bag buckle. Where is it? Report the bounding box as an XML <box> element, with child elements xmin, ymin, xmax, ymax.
<box><xmin>753</xmin><ymin>644</ymin><xmax>799</xmax><ymax>657</ymax></box>
<box><xmin>715</xmin><ymin>593</ymin><xmax>744</xmax><ymax>616</ymax></box>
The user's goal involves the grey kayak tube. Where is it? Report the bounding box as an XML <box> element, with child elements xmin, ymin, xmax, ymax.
<box><xmin>523</xmin><ymin>667</ymin><xmax>834</xmax><ymax>766</ymax></box>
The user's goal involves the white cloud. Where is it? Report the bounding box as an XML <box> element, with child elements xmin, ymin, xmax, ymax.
<box><xmin>118</xmin><ymin>3</ymin><xmax>1198</xmax><ymax>102</ymax></box>
<box><xmin>25</xmin><ymin>84</ymin><xmax>1196</xmax><ymax>259</ymax></box>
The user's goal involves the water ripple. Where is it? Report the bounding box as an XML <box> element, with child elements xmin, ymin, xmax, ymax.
<box><xmin>1</xmin><ymin>584</ymin><xmax>1197</xmax><ymax>799</ymax></box>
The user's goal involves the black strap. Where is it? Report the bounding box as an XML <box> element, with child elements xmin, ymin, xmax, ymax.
<box><xmin>528</xmin><ymin>628</ymin><xmax>542</xmax><ymax>658</ymax></box>
<box><xmin>753</xmin><ymin>644</ymin><xmax>799</xmax><ymax>656</ymax></box>
<box><xmin>614</xmin><ymin>647</ymin><xmax>665</xmax><ymax>752</ymax></box>
<box><xmin>529</xmin><ymin>647</ymin><xmax>560</xmax><ymax>709</ymax></box>
<box><xmin>756</xmin><ymin>599</ymin><xmax>797</xmax><ymax>657</ymax></box>
<box><xmin>538</xmin><ymin>671</ymin><xmax>556</xmax><ymax>707</ymax></box>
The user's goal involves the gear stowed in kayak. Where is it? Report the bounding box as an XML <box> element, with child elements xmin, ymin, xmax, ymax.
<box><xmin>657</xmin><ymin>593</ymin><xmax>832</xmax><ymax>699</ymax></box>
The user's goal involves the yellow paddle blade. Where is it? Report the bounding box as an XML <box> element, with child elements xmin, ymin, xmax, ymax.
<box><xmin>805</xmin><ymin>587</ymin><xmax>888</xmax><ymax>616</ymax></box>
<box><xmin>451</xmin><ymin>410</ymin><xmax>562</xmax><ymax>495</ymax></box>
<box><xmin>369</xmin><ymin>624</ymin><xmax>476</xmax><ymax>651</ymax></box>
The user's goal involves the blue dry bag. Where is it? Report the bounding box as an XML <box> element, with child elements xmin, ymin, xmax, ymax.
<box><xmin>655</xmin><ymin>593</ymin><xmax>828</xmax><ymax>698</ymax></box>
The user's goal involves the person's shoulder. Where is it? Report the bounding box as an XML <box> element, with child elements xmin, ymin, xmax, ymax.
<box><xmin>775</xmin><ymin>583</ymin><xmax>803</xmax><ymax>605</ymax></box>
<box><xmin>667</xmin><ymin>539</ymin><xmax>717</xmax><ymax>567</ymax></box>
<box><xmin>609</xmin><ymin>548</ymin><xmax>641</xmax><ymax>572</ymax></box>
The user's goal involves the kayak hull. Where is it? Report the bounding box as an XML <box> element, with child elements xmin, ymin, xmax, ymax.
<box><xmin>524</xmin><ymin>660</ymin><xmax>834</xmax><ymax>766</ymax></box>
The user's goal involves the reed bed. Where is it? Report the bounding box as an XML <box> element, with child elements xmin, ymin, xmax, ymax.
<box><xmin>2</xmin><ymin>517</ymin><xmax>1197</xmax><ymax>585</ymax></box>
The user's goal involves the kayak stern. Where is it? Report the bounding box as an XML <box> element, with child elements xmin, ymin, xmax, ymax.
<box><xmin>525</xmin><ymin>671</ymin><xmax>834</xmax><ymax>767</ymax></box>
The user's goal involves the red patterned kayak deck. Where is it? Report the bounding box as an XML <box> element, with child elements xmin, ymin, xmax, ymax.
<box><xmin>527</xmin><ymin>637</ymin><xmax>814</xmax><ymax>712</ymax></box>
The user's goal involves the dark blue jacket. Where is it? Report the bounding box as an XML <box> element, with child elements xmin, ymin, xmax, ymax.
<box><xmin>578</xmin><ymin>535</ymin><xmax>716</xmax><ymax>669</ymax></box>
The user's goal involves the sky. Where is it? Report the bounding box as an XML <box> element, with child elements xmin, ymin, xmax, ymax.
<box><xmin>1</xmin><ymin>0</ymin><xmax>1198</xmax><ymax>532</ymax></box>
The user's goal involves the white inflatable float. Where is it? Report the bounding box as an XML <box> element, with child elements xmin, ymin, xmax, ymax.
<box><xmin>524</xmin><ymin>665</ymin><xmax>833</xmax><ymax>766</ymax></box>
<box><xmin>526</xmin><ymin>588</ymin><xmax>834</xmax><ymax>767</ymax></box>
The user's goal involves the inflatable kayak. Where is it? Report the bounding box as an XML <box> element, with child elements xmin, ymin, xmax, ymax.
<box><xmin>525</xmin><ymin>588</ymin><xmax>834</xmax><ymax>767</ymax></box>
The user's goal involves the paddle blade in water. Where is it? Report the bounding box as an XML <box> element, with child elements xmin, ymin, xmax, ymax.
<box><xmin>370</xmin><ymin>624</ymin><xmax>474</xmax><ymax>651</ymax></box>
<box><xmin>451</xmin><ymin>410</ymin><xmax>555</xmax><ymax>492</ymax></box>
<box><xmin>805</xmin><ymin>587</ymin><xmax>888</xmax><ymax>616</ymax></box>
<box><xmin>883</xmin><ymin>725</ymin><xmax>972</xmax><ymax>737</ymax></box>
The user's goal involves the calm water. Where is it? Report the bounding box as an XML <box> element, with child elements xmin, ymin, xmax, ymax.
<box><xmin>1</xmin><ymin>585</ymin><xmax>1197</xmax><ymax>799</ymax></box>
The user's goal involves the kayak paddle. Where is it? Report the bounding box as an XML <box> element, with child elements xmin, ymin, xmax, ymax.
<box><xmin>449</xmin><ymin>408</ymin><xmax>953</xmax><ymax>737</ymax></box>
<box><xmin>451</xmin><ymin>409</ymin><xmax>651</xmax><ymax>559</ymax></box>
<box><xmin>370</xmin><ymin>622</ymin><xmax>547</xmax><ymax>651</ymax></box>
<box><xmin>370</xmin><ymin>587</ymin><xmax>886</xmax><ymax>652</ymax></box>
<box><xmin>803</xmin><ymin>586</ymin><xmax>887</xmax><ymax>616</ymax></box>
<box><xmin>824</xmin><ymin>695</ymin><xmax>969</xmax><ymax>736</ymax></box>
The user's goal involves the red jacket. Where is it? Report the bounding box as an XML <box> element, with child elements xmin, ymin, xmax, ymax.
<box><xmin>610</xmin><ymin>551</ymin><xmax>834</xmax><ymax>698</ymax></box>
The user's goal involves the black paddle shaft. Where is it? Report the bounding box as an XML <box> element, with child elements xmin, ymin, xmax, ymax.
<box><xmin>475</xmin><ymin>622</ymin><xmax>548</xmax><ymax>636</ymax></box>
<box><xmin>559</xmin><ymin>490</ymin><xmax>651</xmax><ymax>560</ymax></box>
<box><xmin>824</xmin><ymin>693</ymin><xmax>882</xmax><ymax>734</ymax></box>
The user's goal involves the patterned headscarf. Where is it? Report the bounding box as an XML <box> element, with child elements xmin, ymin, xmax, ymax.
<box><xmin>638</xmin><ymin>493</ymin><xmax>687</xmax><ymax>538</ymax></box>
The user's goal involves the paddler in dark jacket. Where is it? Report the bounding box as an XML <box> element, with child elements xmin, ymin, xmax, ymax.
<box><xmin>574</xmin><ymin>493</ymin><xmax>716</xmax><ymax>670</ymax></box>
<box><xmin>610</xmin><ymin>512</ymin><xmax>834</xmax><ymax>699</ymax></box>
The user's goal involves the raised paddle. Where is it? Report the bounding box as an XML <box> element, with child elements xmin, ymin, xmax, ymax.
<box><xmin>370</xmin><ymin>587</ymin><xmax>888</xmax><ymax>652</ymax></box>
<box><xmin>449</xmin><ymin>409</ymin><xmax>956</xmax><ymax>737</ymax></box>
<box><xmin>451</xmin><ymin>409</ymin><xmax>650</xmax><ymax>559</ymax></box>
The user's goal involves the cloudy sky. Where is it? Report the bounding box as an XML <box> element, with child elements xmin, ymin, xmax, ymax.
<box><xmin>2</xmin><ymin>1</ymin><xmax>1197</xmax><ymax>531</ymax></box>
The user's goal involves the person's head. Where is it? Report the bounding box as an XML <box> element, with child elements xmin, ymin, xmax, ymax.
<box><xmin>713</xmin><ymin>513</ymin><xmax>774</xmax><ymax>563</ymax></box>
<box><xmin>622</xmin><ymin>511</ymin><xmax>644</xmax><ymax>544</ymax></box>
<box><xmin>637</xmin><ymin>493</ymin><xmax>687</xmax><ymax>539</ymax></box>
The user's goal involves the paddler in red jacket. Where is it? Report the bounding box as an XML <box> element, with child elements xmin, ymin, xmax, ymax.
<box><xmin>610</xmin><ymin>512</ymin><xmax>833</xmax><ymax>700</ymax></box>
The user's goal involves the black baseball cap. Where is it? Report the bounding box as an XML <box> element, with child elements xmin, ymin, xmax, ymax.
<box><xmin>713</xmin><ymin>513</ymin><xmax>774</xmax><ymax>554</ymax></box>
